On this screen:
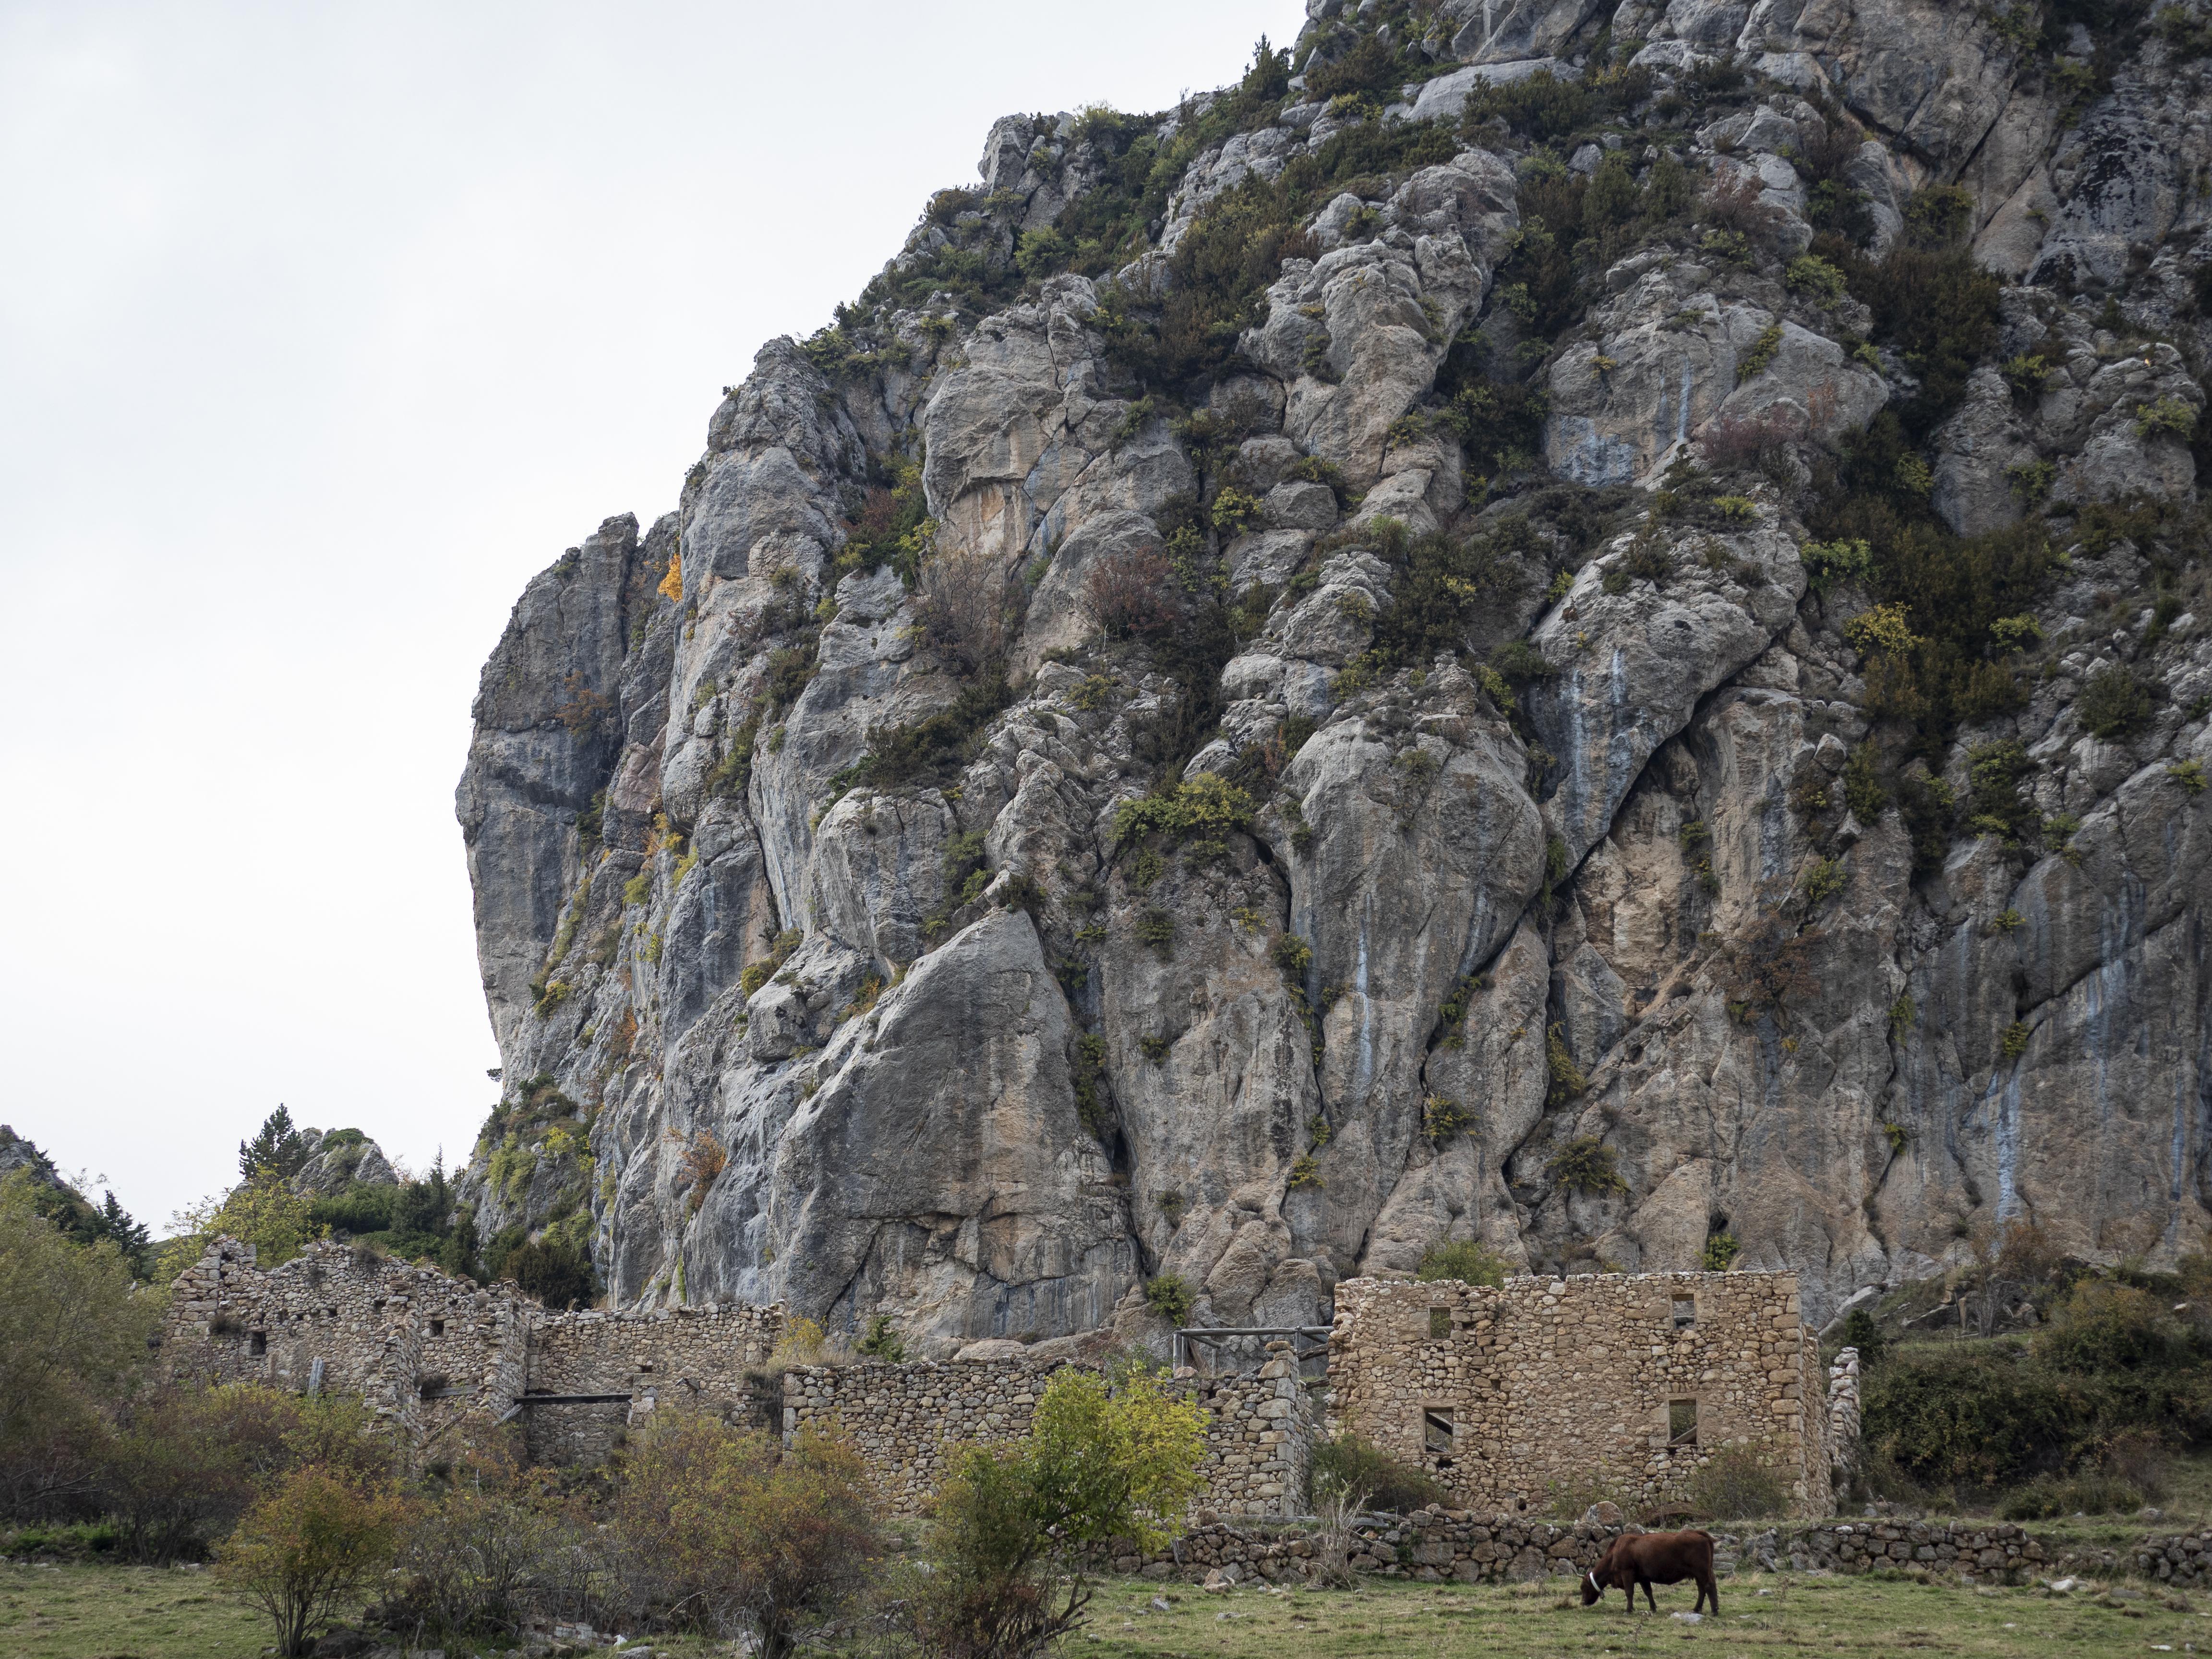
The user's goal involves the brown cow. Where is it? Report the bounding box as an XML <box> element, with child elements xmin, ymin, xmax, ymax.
<box><xmin>1579</xmin><ymin>1529</ymin><xmax>1719</xmax><ymax>1615</ymax></box>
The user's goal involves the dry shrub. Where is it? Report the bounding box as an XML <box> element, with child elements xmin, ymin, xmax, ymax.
<box><xmin>769</xmin><ymin>1314</ymin><xmax>827</xmax><ymax>1367</ymax></box>
<box><xmin>214</xmin><ymin>1465</ymin><xmax>409</xmax><ymax>1657</ymax></box>
<box><xmin>1685</xmin><ymin>1445</ymin><xmax>1789</xmax><ymax>1521</ymax></box>
<box><xmin>1700</xmin><ymin>405</ymin><xmax>1802</xmax><ymax>472</ymax></box>
<box><xmin>394</xmin><ymin>1443</ymin><xmax>579</xmax><ymax>1645</ymax></box>
<box><xmin>677</xmin><ymin>1130</ymin><xmax>727</xmax><ymax>1214</ymax></box>
<box><xmin>2098</xmin><ymin>1426</ymin><xmax>2172</xmax><ymax>1503</ymax></box>
<box><xmin>1701</xmin><ymin>172</ymin><xmax>1767</xmax><ymax>236</ymax></box>
<box><xmin>1082</xmin><ymin>546</ymin><xmax>1178</xmax><ymax>638</ymax></box>
<box><xmin>917</xmin><ymin>546</ymin><xmax>1012</xmax><ymax>672</ymax></box>
<box><xmin>608</xmin><ymin>1415</ymin><xmax>879</xmax><ymax>1655</ymax></box>
<box><xmin>1309</xmin><ymin>1470</ymin><xmax>1368</xmax><ymax>1588</ymax></box>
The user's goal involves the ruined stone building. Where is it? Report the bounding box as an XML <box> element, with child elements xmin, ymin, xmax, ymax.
<box><xmin>164</xmin><ymin>1240</ymin><xmax>1845</xmax><ymax>1518</ymax></box>
<box><xmin>1327</xmin><ymin>1270</ymin><xmax>1836</xmax><ymax>1515</ymax></box>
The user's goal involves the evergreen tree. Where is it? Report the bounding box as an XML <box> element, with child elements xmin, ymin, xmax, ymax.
<box><xmin>238</xmin><ymin>1106</ymin><xmax>309</xmax><ymax>1182</ymax></box>
<box><xmin>96</xmin><ymin>1190</ymin><xmax>154</xmax><ymax>1278</ymax></box>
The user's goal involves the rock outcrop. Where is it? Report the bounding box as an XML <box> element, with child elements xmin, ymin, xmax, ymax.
<box><xmin>454</xmin><ymin>0</ymin><xmax>2212</xmax><ymax>1350</ymax></box>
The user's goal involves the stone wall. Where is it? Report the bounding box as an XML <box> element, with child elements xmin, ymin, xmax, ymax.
<box><xmin>1327</xmin><ymin>1271</ymin><xmax>1830</xmax><ymax>1517</ymax></box>
<box><xmin>781</xmin><ymin>1342</ymin><xmax>1318</xmax><ymax>1518</ymax></box>
<box><xmin>162</xmin><ymin>1246</ymin><xmax>1831</xmax><ymax>1524</ymax></box>
<box><xmin>524</xmin><ymin>1302</ymin><xmax>785</xmax><ymax>1463</ymax></box>
<box><xmin>162</xmin><ymin>1238</ymin><xmax>531</xmax><ymax>1447</ymax></box>
<box><xmin>159</xmin><ymin>1237</ymin><xmax>783</xmax><ymax>1460</ymax></box>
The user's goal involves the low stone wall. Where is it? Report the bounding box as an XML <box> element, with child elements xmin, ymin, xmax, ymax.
<box><xmin>781</xmin><ymin>1346</ymin><xmax>1317</xmax><ymax>1518</ymax></box>
<box><xmin>1116</xmin><ymin>1515</ymin><xmax>2132</xmax><ymax>1587</ymax></box>
<box><xmin>1126</xmin><ymin>1515</ymin><xmax>2212</xmax><ymax>1589</ymax></box>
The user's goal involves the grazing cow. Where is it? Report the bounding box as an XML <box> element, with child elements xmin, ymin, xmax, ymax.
<box><xmin>1580</xmin><ymin>1529</ymin><xmax>1720</xmax><ymax>1615</ymax></box>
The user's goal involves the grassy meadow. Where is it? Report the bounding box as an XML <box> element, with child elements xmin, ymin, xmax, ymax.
<box><xmin>5</xmin><ymin>1559</ymin><xmax>2209</xmax><ymax>1659</ymax></box>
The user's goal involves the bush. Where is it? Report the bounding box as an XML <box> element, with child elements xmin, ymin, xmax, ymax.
<box><xmin>1997</xmin><ymin>1471</ymin><xmax>2143</xmax><ymax>1520</ymax></box>
<box><xmin>2135</xmin><ymin>396</ymin><xmax>2199</xmax><ymax>441</ymax></box>
<box><xmin>1083</xmin><ymin>545</ymin><xmax>1179</xmax><ymax>639</ymax></box>
<box><xmin>504</xmin><ymin>1235</ymin><xmax>594</xmax><ymax>1310</ymax></box>
<box><xmin>1860</xmin><ymin>1345</ymin><xmax>2080</xmax><ymax>1488</ymax></box>
<box><xmin>857</xmin><ymin>1315</ymin><xmax>907</xmax><ymax>1362</ymax></box>
<box><xmin>1546</xmin><ymin>1137</ymin><xmax>1624</xmax><ymax>1197</ymax></box>
<box><xmin>1415</xmin><ymin>1239</ymin><xmax>1510</xmax><ymax>1287</ymax></box>
<box><xmin>1306</xmin><ymin>1434</ymin><xmax>1445</xmax><ymax>1514</ymax></box>
<box><xmin>102</xmin><ymin>1387</ymin><xmax>375</xmax><ymax>1564</ymax></box>
<box><xmin>1818</xmin><ymin>226</ymin><xmax>2001</xmax><ymax>438</ymax></box>
<box><xmin>609</xmin><ymin>1417</ymin><xmax>879</xmax><ymax>1655</ymax></box>
<box><xmin>1112</xmin><ymin>773</ymin><xmax>1255</xmax><ymax>849</ymax></box>
<box><xmin>906</xmin><ymin>1370</ymin><xmax>1206</xmax><ymax>1658</ymax></box>
<box><xmin>1142</xmin><ymin>1274</ymin><xmax>1196</xmax><ymax>1325</ymax></box>
<box><xmin>2035</xmin><ymin>1280</ymin><xmax>2183</xmax><ymax>1374</ymax></box>
<box><xmin>1839</xmin><ymin>1307</ymin><xmax>1889</xmax><ymax>1366</ymax></box>
<box><xmin>0</xmin><ymin>1172</ymin><xmax>164</xmax><ymax>1520</ymax></box>
<box><xmin>917</xmin><ymin>546</ymin><xmax>1012</xmax><ymax>673</ymax></box>
<box><xmin>397</xmin><ymin>1449</ymin><xmax>569</xmax><ymax>1643</ymax></box>
<box><xmin>1785</xmin><ymin>254</ymin><xmax>1849</xmax><ymax>306</ymax></box>
<box><xmin>1685</xmin><ymin>1446</ymin><xmax>1789</xmax><ymax>1520</ymax></box>
<box><xmin>2079</xmin><ymin>664</ymin><xmax>2154</xmax><ymax>739</ymax></box>
<box><xmin>1802</xmin><ymin>537</ymin><xmax>1872</xmax><ymax>594</ymax></box>
<box><xmin>215</xmin><ymin>1466</ymin><xmax>409</xmax><ymax>1657</ymax></box>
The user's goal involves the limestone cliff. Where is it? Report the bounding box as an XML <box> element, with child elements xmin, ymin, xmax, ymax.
<box><xmin>456</xmin><ymin>0</ymin><xmax>2212</xmax><ymax>1350</ymax></box>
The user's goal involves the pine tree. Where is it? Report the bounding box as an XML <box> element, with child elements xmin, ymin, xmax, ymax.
<box><xmin>238</xmin><ymin>1106</ymin><xmax>310</xmax><ymax>1182</ymax></box>
<box><xmin>96</xmin><ymin>1190</ymin><xmax>153</xmax><ymax>1278</ymax></box>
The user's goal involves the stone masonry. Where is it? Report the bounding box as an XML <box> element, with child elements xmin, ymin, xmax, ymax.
<box><xmin>162</xmin><ymin>1238</ymin><xmax>783</xmax><ymax>1459</ymax></box>
<box><xmin>782</xmin><ymin>1341</ymin><xmax>1317</xmax><ymax>1518</ymax></box>
<box><xmin>1326</xmin><ymin>1270</ymin><xmax>1833</xmax><ymax>1516</ymax></box>
<box><xmin>166</xmin><ymin>1246</ymin><xmax>1834</xmax><ymax>1523</ymax></box>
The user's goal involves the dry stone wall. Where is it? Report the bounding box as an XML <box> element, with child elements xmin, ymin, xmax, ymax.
<box><xmin>1327</xmin><ymin>1271</ymin><xmax>1831</xmax><ymax>1517</ymax></box>
<box><xmin>160</xmin><ymin>1237</ymin><xmax>784</xmax><ymax>1459</ymax></box>
<box><xmin>1121</xmin><ymin>1515</ymin><xmax>2135</xmax><ymax>1587</ymax></box>
<box><xmin>781</xmin><ymin>1343</ymin><xmax>1318</xmax><ymax>1518</ymax></box>
<box><xmin>163</xmin><ymin>1238</ymin><xmax>531</xmax><ymax>1447</ymax></box>
<box><xmin>165</xmin><ymin>1246</ymin><xmax>1837</xmax><ymax>1527</ymax></box>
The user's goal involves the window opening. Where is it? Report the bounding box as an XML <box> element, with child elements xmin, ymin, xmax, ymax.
<box><xmin>249</xmin><ymin>1331</ymin><xmax>267</xmax><ymax>1357</ymax></box>
<box><xmin>1429</xmin><ymin>1305</ymin><xmax>1451</xmax><ymax>1338</ymax></box>
<box><xmin>1423</xmin><ymin>1406</ymin><xmax>1455</xmax><ymax>1456</ymax></box>
<box><xmin>429</xmin><ymin>1319</ymin><xmax>445</xmax><ymax>1337</ymax></box>
<box><xmin>1671</xmin><ymin>1295</ymin><xmax>1696</xmax><ymax>1329</ymax></box>
<box><xmin>1668</xmin><ymin>1398</ymin><xmax>1698</xmax><ymax>1446</ymax></box>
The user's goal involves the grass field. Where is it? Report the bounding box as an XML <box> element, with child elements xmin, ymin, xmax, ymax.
<box><xmin>4</xmin><ymin>1561</ymin><xmax>2208</xmax><ymax>1659</ymax></box>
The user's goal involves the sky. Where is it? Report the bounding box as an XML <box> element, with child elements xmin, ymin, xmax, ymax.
<box><xmin>0</xmin><ymin>0</ymin><xmax>1302</xmax><ymax>1231</ymax></box>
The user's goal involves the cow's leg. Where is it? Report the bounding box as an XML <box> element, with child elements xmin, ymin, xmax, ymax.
<box><xmin>1641</xmin><ymin>1577</ymin><xmax>1658</xmax><ymax>1613</ymax></box>
<box><xmin>1699</xmin><ymin>1571</ymin><xmax>1719</xmax><ymax>1615</ymax></box>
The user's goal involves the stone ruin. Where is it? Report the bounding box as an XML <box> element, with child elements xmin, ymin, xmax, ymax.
<box><xmin>1327</xmin><ymin>1270</ymin><xmax>1846</xmax><ymax>1518</ymax></box>
<box><xmin>164</xmin><ymin>1240</ymin><xmax>1851</xmax><ymax>1518</ymax></box>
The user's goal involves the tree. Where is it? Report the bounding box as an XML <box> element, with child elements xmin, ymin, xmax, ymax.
<box><xmin>0</xmin><ymin>1172</ymin><xmax>163</xmax><ymax>1517</ymax></box>
<box><xmin>215</xmin><ymin>1465</ymin><xmax>408</xmax><ymax>1657</ymax></box>
<box><xmin>609</xmin><ymin>1415</ymin><xmax>879</xmax><ymax>1655</ymax></box>
<box><xmin>168</xmin><ymin>1170</ymin><xmax>323</xmax><ymax>1274</ymax></box>
<box><xmin>909</xmin><ymin>1368</ymin><xmax>1207</xmax><ymax>1658</ymax></box>
<box><xmin>239</xmin><ymin>1106</ymin><xmax>312</xmax><ymax>1183</ymax></box>
<box><xmin>95</xmin><ymin>1190</ymin><xmax>155</xmax><ymax>1278</ymax></box>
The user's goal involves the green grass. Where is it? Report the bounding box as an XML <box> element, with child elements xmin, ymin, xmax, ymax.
<box><xmin>6</xmin><ymin>1559</ymin><xmax>2210</xmax><ymax>1657</ymax></box>
<box><xmin>1080</xmin><ymin>1571</ymin><xmax>2209</xmax><ymax>1658</ymax></box>
<box><xmin>0</xmin><ymin>1562</ymin><xmax>267</xmax><ymax>1659</ymax></box>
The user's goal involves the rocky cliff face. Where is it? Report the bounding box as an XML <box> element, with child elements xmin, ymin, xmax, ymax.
<box><xmin>455</xmin><ymin>0</ymin><xmax>2212</xmax><ymax>1352</ymax></box>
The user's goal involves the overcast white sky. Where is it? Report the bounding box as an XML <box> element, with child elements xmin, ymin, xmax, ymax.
<box><xmin>0</xmin><ymin>0</ymin><xmax>1300</xmax><ymax>1230</ymax></box>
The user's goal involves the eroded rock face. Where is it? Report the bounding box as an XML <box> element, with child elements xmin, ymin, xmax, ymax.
<box><xmin>455</xmin><ymin>0</ymin><xmax>2212</xmax><ymax>1346</ymax></box>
